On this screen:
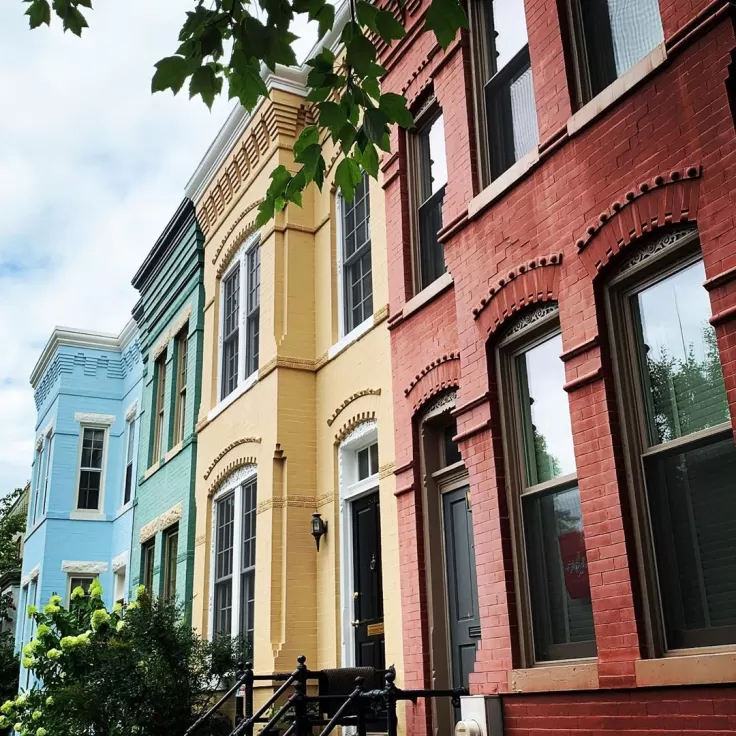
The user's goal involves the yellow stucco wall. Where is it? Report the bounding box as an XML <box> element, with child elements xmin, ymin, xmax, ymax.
<box><xmin>190</xmin><ymin>85</ymin><xmax>404</xmax><ymax>725</ymax></box>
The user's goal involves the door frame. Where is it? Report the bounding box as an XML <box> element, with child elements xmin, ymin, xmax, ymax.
<box><xmin>339</xmin><ymin>420</ymin><xmax>380</xmax><ymax>669</ymax></box>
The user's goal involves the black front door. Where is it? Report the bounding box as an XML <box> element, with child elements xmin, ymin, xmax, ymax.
<box><xmin>443</xmin><ymin>485</ymin><xmax>480</xmax><ymax>692</ymax></box>
<box><xmin>352</xmin><ymin>492</ymin><xmax>385</xmax><ymax>669</ymax></box>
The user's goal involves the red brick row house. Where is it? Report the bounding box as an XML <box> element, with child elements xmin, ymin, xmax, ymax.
<box><xmin>380</xmin><ymin>0</ymin><xmax>736</xmax><ymax>733</ymax></box>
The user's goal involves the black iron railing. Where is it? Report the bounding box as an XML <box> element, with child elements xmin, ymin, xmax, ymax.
<box><xmin>184</xmin><ymin>656</ymin><xmax>468</xmax><ymax>736</ymax></box>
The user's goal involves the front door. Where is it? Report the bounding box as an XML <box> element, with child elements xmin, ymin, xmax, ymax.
<box><xmin>442</xmin><ymin>485</ymin><xmax>480</xmax><ymax>692</ymax></box>
<box><xmin>352</xmin><ymin>491</ymin><xmax>385</xmax><ymax>669</ymax></box>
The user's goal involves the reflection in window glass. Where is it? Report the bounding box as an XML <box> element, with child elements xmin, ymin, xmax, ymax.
<box><xmin>517</xmin><ymin>334</ymin><xmax>576</xmax><ymax>485</ymax></box>
<box><xmin>524</xmin><ymin>487</ymin><xmax>596</xmax><ymax>661</ymax></box>
<box><xmin>358</xmin><ymin>442</ymin><xmax>379</xmax><ymax>481</ymax></box>
<box><xmin>607</xmin><ymin>0</ymin><xmax>663</xmax><ymax>77</ymax></box>
<box><xmin>635</xmin><ymin>260</ymin><xmax>729</xmax><ymax>445</ymax></box>
<box><xmin>421</xmin><ymin>116</ymin><xmax>447</xmax><ymax>198</ymax></box>
<box><xmin>490</xmin><ymin>0</ymin><xmax>529</xmax><ymax>70</ymax></box>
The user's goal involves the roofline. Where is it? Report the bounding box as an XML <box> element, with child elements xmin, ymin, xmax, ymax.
<box><xmin>30</xmin><ymin>318</ymin><xmax>137</xmax><ymax>388</ymax></box>
<box><xmin>131</xmin><ymin>198</ymin><xmax>196</xmax><ymax>291</ymax></box>
<box><xmin>184</xmin><ymin>0</ymin><xmax>350</xmax><ymax>204</ymax></box>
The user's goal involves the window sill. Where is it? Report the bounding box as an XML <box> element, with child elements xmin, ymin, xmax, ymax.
<box><xmin>114</xmin><ymin>500</ymin><xmax>133</xmax><ymax>520</ymax></box>
<box><xmin>207</xmin><ymin>371</ymin><xmax>258</xmax><ymax>422</ymax></box>
<box><xmin>329</xmin><ymin>317</ymin><xmax>373</xmax><ymax>361</ymax></box>
<box><xmin>468</xmin><ymin>148</ymin><xmax>540</xmax><ymax>221</ymax></box>
<box><xmin>70</xmin><ymin>510</ymin><xmax>106</xmax><ymax>521</ymax></box>
<box><xmin>567</xmin><ymin>43</ymin><xmax>667</xmax><ymax>137</ymax></box>
<box><xmin>403</xmin><ymin>271</ymin><xmax>453</xmax><ymax>321</ymax></box>
<box><xmin>636</xmin><ymin>650</ymin><xmax>736</xmax><ymax>687</ymax></box>
<box><xmin>508</xmin><ymin>660</ymin><xmax>599</xmax><ymax>693</ymax></box>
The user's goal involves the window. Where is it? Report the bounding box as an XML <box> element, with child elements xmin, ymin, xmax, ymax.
<box><xmin>41</xmin><ymin>433</ymin><xmax>52</xmax><ymax>516</ymax></box>
<box><xmin>442</xmin><ymin>420</ymin><xmax>462</xmax><ymax>467</ymax></box>
<box><xmin>23</xmin><ymin>580</ymin><xmax>37</xmax><ymax>689</ymax></box>
<box><xmin>565</xmin><ymin>0</ymin><xmax>663</xmax><ymax>106</ymax></box>
<box><xmin>240</xmin><ymin>480</ymin><xmax>257</xmax><ymax>643</ymax></box>
<box><xmin>163</xmin><ymin>525</ymin><xmax>179</xmax><ymax>602</ymax></box>
<box><xmin>499</xmin><ymin>317</ymin><xmax>596</xmax><ymax>662</ymax></box>
<box><xmin>246</xmin><ymin>244</ymin><xmax>260</xmax><ymax>377</ymax></box>
<box><xmin>608</xmin><ymin>234</ymin><xmax>736</xmax><ymax>651</ymax></box>
<box><xmin>32</xmin><ymin>439</ymin><xmax>46</xmax><ymax>524</ymax></box>
<box><xmin>221</xmin><ymin>266</ymin><xmax>240</xmax><ymax>399</ymax></box>
<box><xmin>113</xmin><ymin>570</ymin><xmax>126</xmax><ymax>604</ymax></box>
<box><xmin>413</xmin><ymin>110</ymin><xmax>447</xmax><ymax>292</ymax></box>
<box><xmin>142</xmin><ymin>540</ymin><xmax>156</xmax><ymax>593</ymax></box>
<box><xmin>357</xmin><ymin>442</ymin><xmax>379</xmax><ymax>481</ymax></box>
<box><xmin>219</xmin><ymin>237</ymin><xmax>261</xmax><ymax>402</ymax></box>
<box><xmin>153</xmin><ymin>351</ymin><xmax>167</xmax><ymax>460</ymax></box>
<box><xmin>340</xmin><ymin>175</ymin><xmax>373</xmax><ymax>332</ymax></box>
<box><xmin>124</xmin><ymin>419</ymin><xmax>135</xmax><ymax>505</ymax></box>
<box><xmin>173</xmin><ymin>327</ymin><xmax>189</xmax><ymax>446</ymax></box>
<box><xmin>212</xmin><ymin>474</ymin><xmax>258</xmax><ymax>639</ymax></box>
<box><xmin>471</xmin><ymin>0</ymin><xmax>539</xmax><ymax>183</ymax></box>
<box><xmin>69</xmin><ymin>576</ymin><xmax>95</xmax><ymax>600</ymax></box>
<box><xmin>77</xmin><ymin>427</ymin><xmax>105</xmax><ymax>511</ymax></box>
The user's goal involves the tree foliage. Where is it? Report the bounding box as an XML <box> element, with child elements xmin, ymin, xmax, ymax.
<box><xmin>0</xmin><ymin>488</ymin><xmax>26</xmax><ymax>578</ymax></box>
<box><xmin>1</xmin><ymin>583</ymin><xmax>244</xmax><ymax>736</ymax></box>
<box><xmin>19</xmin><ymin>0</ymin><xmax>467</xmax><ymax>224</ymax></box>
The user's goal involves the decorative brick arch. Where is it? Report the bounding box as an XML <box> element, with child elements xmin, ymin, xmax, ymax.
<box><xmin>203</xmin><ymin>437</ymin><xmax>262</xmax><ymax>480</ymax></box>
<box><xmin>215</xmin><ymin>211</ymin><xmax>261</xmax><ymax>280</ymax></box>
<box><xmin>334</xmin><ymin>411</ymin><xmax>378</xmax><ymax>444</ymax></box>
<box><xmin>404</xmin><ymin>353</ymin><xmax>460</xmax><ymax>413</ymax></box>
<box><xmin>576</xmin><ymin>165</ymin><xmax>702</xmax><ymax>279</ymax></box>
<box><xmin>473</xmin><ymin>254</ymin><xmax>563</xmax><ymax>337</ymax></box>
<box><xmin>207</xmin><ymin>456</ymin><xmax>259</xmax><ymax>498</ymax></box>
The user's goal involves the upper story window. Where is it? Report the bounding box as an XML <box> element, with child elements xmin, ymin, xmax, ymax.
<box><xmin>413</xmin><ymin>107</ymin><xmax>448</xmax><ymax>292</ymax></box>
<box><xmin>357</xmin><ymin>441</ymin><xmax>379</xmax><ymax>481</ymax></box>
<box><xmin>173</xmin><ymin>326</ymin><xmax>189</xmax><ymax>446</ymax></box>
<box><xmin>31</xmin><ymin>433</ymin><xmax>52</xmax><ymax>524</ymax></box>
<box><xmin>607</xmin><ymin>230</ymin><xmax>735</xmax><ymax>652</ymax></box>
<box><xmin>123</xmin><ymin>418</ymin><xmax>135</xmax><ymax>505</ymax></box>
<box><xmin>471</xmin><ymin>0</ymin><xmax>539</xmax><ymax>184</ymax></box>
<box><xmin>240</xmin><ymin>478</ymin><xmax>257</xmax><ymax>643</ymax></box>
<box><xmin>565</xmin><ymin>0</ymin><xmax>663</xmax><ymax>106</ymax></box>
<box><xmin>340</xmin><ymin>174</ymin><xmax>373</xmax><ymax>334</ymax></box>
<box><xmin>153</xmin><ymin>351</ymin><xmax>167</xmax><ymax>462</ymax></box>
<box><xmin>220</xmin><ymin>236</ymin><xmax>261</xmax><ymax>401</ymax></box>
<box><xmin>163</xmin><ymin>524</ymin><xmax>179</xmax><ymax>602</ymax></box>
<box><xmin>77</xmin><ymin>427</ymin><xmax>106</xmax><ymax>512</ymax></box>
<box><xmin>498</xmin><ymin>311</ymin><xmax>596</xmax><ymax>663</ymax></box>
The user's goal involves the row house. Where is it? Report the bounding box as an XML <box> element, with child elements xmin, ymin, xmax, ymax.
<box><xmin>186</xmin><ymin>20</ymin><xmax>404</xmax><ymax>718</ymax></box>
<box><xmin>379</xmin><ymin>0</ymin><xmax>736</xmax><ymax>733</ymax></box>
<box><xmin>19</xmin><ymin>322</ymin><xmax>142</xmax><ymax>686</ymax></box>
<box><xmin>129</xmin><ymin>199</ymin><xmax>205</xmax><ymax>617</ymax></box>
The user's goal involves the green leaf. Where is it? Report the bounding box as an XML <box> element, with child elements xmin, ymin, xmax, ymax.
<box><xmin>315</xmin><ymin>3</ymin><xmax>334</xmax><ymax>40</ymax></box>
<box><xmin>256</xmin><ymin>199</ymin><xmax>276</xmax><ymax>228</ymax></box>
<box><xmin>25</xmin><ymin>0</ymin><xmax>50</xmax><ymax>28</ymax></box>
<box><xmin>357</xmin><ymin>143</ymin><xmax>379</xmax><ymax>178</ymax></box>
<box><xmin>318</xmin><ymin>101</ymin><xmax>346</xmax><ymax>130</ymax></box>
<box><xmin>296</xmin><ymin>144</ymin><xmax>325</xmax><ymax>185</ymax></box>
<box><xmin>355</xmin><ymin>0</ymin><xmax>379</xmax><ymax>33</ymax></box>
<box><xmin>335</xmin><ymin>158</ymin><xmax>363</xmax><ymax>202</ymax></box>
<box><xmin>61</xmin><ymin>5</ymin><xmax>88</xmax><ymax>35</ymax></box>
<box><xmin>189</xmin><ymin>65</ymin><xmax>222</xmax><ymax>108</ymax></box>
<box><xmin>228</xmin><ymin>51</ymin><xmax>269</xmax><ymax>110</ymax></box>
<box><xmin>375</xmin><ymin>9</ymin><xmax>405</xmax><ymax>43</ymax></box>
<box><xmin>336</xmin><ymin>123</ymin><xmax>358</xmax><ymax>151</ymax></box>
<box><xmin>307</xmin><ymin>86</ymin><xmax>331</xmax><ymax>103</ymax></box>
<box><xmin>294</xmin><ymin>125</ymin><xmax>320</xmax><ymax>158</ymax></box>
<box><xmin>292</xmin><ymin>0</ymin><xmax>324</xmax><ymax>15</ymax></box>
<box><xmin>267</xmin><ymin>165</ymin><xmax>293</xmax><ymax>198</ymax></box>
<box><xmin>424</xmin><ymin>0</ymin><xmax>468</xmax><ymax>49</ymax></box>
<box><xmin>151</xmin><ymin>56</ymin><xmax>190</xmax><ymax>94</ymax></box>
<box><xmin>363</xmin><ymin>108</ymin><xmax>389</xmax><ymax>144</ymax></box>
<box><xmin>362</xmin><ymin>77</ymin><xmax>381</xmax><ymax>101</ymax></box>
<box><xmin>346</xmin><ymin>32</ymin><xmax>377</xmax><ymax>78</ymax></box>
<box><xmin>379</xmin><ymin>92</ymin><xmax>414</xmax><ymax>128</ymax></box>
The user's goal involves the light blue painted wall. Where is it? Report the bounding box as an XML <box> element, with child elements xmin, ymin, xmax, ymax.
<box><xmin>17</xmin><ymin>325</ymin><xmax>142</xmax><ymax>688</ymax></box>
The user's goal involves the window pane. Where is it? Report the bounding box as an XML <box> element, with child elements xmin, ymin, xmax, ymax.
<box><xmin>419</xmin><ymin>115</ymin><xmax>447</xmax><ymax>200</ymax></box>
<box><xmin>491</xmin><ymin>0</ymin><xmax>529</xmax><ymax>70</ymax></box>
<box><xmin>78</xmin><ymin>470</ymin><xmax>101</xmax><ymax>509</ymax></box>
<box><xmin>369</xmin><ymin>442</ymin><xmax>379</xmax><ymax>475</ymax></box>
<box><xmin>216</xmin><ymin>495</ymin><xmax>235</xmax><ymax>580</ymax></box>
<box><xmin>358</xmin><ymin>448</ymin><xmax>369</xmax><ymax>480</ymax></box>
<box><xmin>70</xmin><ymin>577</ymin><xmax>94</xmax><ymax>596</ymax></box>
<box><xmin>214</xmin><ymin>580</ymin><xmax>232</xmax><ymax>636</ymax></box>
<box><xmin>607</xmin><ymin>0</ymin><xmax>663</xmax><ymax>77</ymax></box>
<box><xmin>645</xmin><ymin>436</ymin><xmax>736</xmax><ymax>649</ymax></box>
<box><xmin>517</xmin><ymin>333</ymin><xmax>576</xmax><ymax>486</ymax></box>
<box><xmin>164</xmin><ymin>530</ymin><xmax>178</xmax><ymax>601</ymax></box>
<box><xmin>443</xmin><ymin>421</ymin><xmax>462</xmax><ymax>466</ymax></box>
<box><xmin>418</xmin><ymin>188</ymin><xmax>446</xmax><ymax>290</ymax></box>
<box><xmin>509</xmin><ymin>64</ymin><xmax>539</xmax><ymax>161</ymax></box>
<box><xmin>634</xmin><ymin>260</ymin><xmax>728</xmax><ymax>445</ymax></box>
<box><xmin>523</xmin><ymin>486</ymin><xmax>596</xmax><ymax>661</ymax></box>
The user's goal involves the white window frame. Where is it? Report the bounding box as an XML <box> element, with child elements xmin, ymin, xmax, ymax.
<box><xmin>40</xmin><ymin>430</ymin><xmax>53</xmax><ymax>518</ymax></box>
<box><xmin>66</xmin><ymin>574</ymin><xmax>97</xmax><ymax>604</ymax></box>
<box><xmin>30</xmin><ymin>440</ymin><xmax>45</xmax><ymax>526</ymax></box>
<box><xmin>22</xmin><ymin>579</ymin><xmax>38</xmax><ymax>689</ymax></box>
<box><xmin>113</xmin><ymin>567</ymin><xmax>127</xmax><ymax>603</ymax></box>
<box><xmin>123</xmin><ymin>416</ymin><xmax>136</xmax><ymax>508</ymax></box>
<box><xmin>208</xmin><ymin>464</ymin><xmax>258</xmax><ymax>640</ymax></box>
<box><xmin>73</xmin><ymin>422</ymin><xmax>111</xmax><ymax>517</ymax></box>
<box><xmin>338</xmin><ymin>420</ymin><xmax>380</xmax><ymax>668</ymax></box>
<box><xmin>217</xmin><ymin>233</ymin><xmax>260</xmax><ymax>405</ymax></box>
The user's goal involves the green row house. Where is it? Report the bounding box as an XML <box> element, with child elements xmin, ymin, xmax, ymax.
<box><xmin>129</xmin><ymin>199</ymin><xmax>205</xmax><ymax>619</ymax></box>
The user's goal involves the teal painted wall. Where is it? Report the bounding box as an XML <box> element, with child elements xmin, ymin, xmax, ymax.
<box><xmin>129</xmin><ymin>200</ymin><xmax>205</xmax><ymax>619</ymax></box>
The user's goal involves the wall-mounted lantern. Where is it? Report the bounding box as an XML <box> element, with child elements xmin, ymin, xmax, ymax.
<box><xmin>311</xmin><ymin>512</ymin><xmax>328</xmax><ymax>551</ymax></box>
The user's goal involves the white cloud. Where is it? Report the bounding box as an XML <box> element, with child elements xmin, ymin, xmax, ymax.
<box><xmin>0</xmin><ymin>0</ymin><xmax>236</xmax><ymax>493</ymax></box>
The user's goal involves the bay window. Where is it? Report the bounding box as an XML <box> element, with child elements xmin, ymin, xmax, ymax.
<box><xmin>77</xmin><ymin>427</ymin><xmax>105</xmax><ymax>511</ymax></box>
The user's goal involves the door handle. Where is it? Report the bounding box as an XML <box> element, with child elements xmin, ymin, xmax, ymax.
<box><xmin>352</xmin><ymin>619</ymin><xmax>361</xmax><ymax>628</ymax></box>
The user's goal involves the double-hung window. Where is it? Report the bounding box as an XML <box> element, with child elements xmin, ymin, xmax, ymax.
<box><xmin>413</xmin><ymin>109</ymin><xmax>448</xmax><ymax>291</ymax></box>
<box><xmin>607</xmin><ymin>231</ymin><xmax>736</xmax><ymax>651</ymax></box>
<box><xmin>173</xmin><ymin>327</ymin><xmax>189</xmax><ymax>446</ymax></box>
<box><xmin>69</xmin><ymin>576</ymin><xmax>95</xmax><ymax>600</ymax></box>
<box><xmin>123</xmin><ymin>418</ymin><xmax>135</xmax><ymax>505</ymax></box>
<box><xmin>498</xmin><ymin>313</ymin><xmax>596</xmax><ymax>663</ymax></box>
<box><xmin>77</xmin><ymin>427</ymin><xmax>105</xmax><ymax>511</ymax></box>
<box><xmin>153</xmin><ymin>351</ymin><xmax>167</xmax><ymax>461</ymax></box>
<box><xmin>472</xmin><ymin>0</ymin><xmax>539</xmax><ymax>183</ymax></box>
<box><xmin>213</xmin><ymin>475</ymin><xmax>258</xmax><ymax>641</ymax></box>
<box><xmin>163</xmin><ymin>525</ymin><xmax>179</xmax><ymax>602</ymax></box>
<box><xmin>32</xmin><ymin>438</ymin><xmax>47</xmax><ymax>524</ymax></box>
<box><xmin>565</xmin><ymin>0</ymin><xmax>663</xmax><ymax>106</ymax></box>
<box><xmin>340</xmin><ymin>174</ymin><xmax>373</xmax><ymax>333</ymax></box>
<box><xmin>220</xmin><ymin>237</ymin><xmax>261</xmax><ymax>401</ymax></box>
<box><xmin>142</xmin><ymin>539</ymin><xmax>156</xmax><ymax>593</ymax></box>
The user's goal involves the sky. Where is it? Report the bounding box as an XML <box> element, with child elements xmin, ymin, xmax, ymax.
<box><xmin>0</xmin><ymin>0</ymin><xmax>316</xmax><ymax>494</ymax></box>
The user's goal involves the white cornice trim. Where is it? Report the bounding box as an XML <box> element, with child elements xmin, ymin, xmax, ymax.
<box><xmin>124</xmin><ymin>401</ymin><xmax>139</xmax><ymax>422</ymax></box>
<box><xmin>184</xmin><ymin>0</ymin><xmax>350</xmax><ymax>204</ymax></box>
<box><xmin>75</xmin><ymin>412</ymin><xmax>116</xmax><ymax>426</ymax></box>
<box><xmin>61</xmin><ymin>561</ymin><xmax>109</xmax><ymax>574</ymax></box>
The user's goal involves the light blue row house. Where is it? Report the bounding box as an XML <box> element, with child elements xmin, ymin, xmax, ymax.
<box><xmin>17</xmin><ymin>321</ymin><xmax>143</xmax><ymax>689</ymax></box>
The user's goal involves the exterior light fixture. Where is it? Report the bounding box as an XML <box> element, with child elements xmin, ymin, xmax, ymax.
<box><xmin>311</xmin><ymin>512</ymin><xmax>327</xmax><ymax>551</ymax></box>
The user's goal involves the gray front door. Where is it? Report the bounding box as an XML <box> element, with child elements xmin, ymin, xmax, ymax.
<box><xmin>442</xmin><ymin>485</ymin><xmax>480</xmax><ymax>692</ymax></box>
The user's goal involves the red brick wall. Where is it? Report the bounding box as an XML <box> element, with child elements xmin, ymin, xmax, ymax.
<box><xmin>381</xmin><ymin>0</ymin><xmax>736</xmax><ymax>732</ymax></box>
